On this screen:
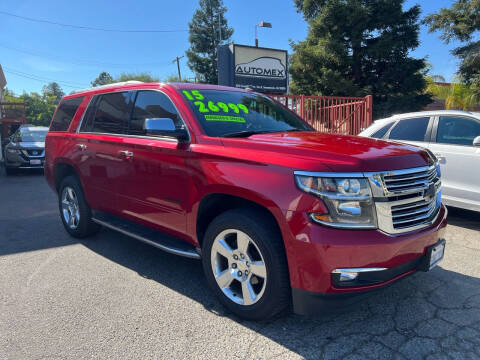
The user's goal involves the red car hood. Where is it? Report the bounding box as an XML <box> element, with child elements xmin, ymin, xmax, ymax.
<box><xmin>220</xmin><ymin>131</ymin><xmax>431</xmax><ymax>172</ymax></box>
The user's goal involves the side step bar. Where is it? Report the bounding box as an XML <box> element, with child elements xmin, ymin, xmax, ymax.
<box><xmin>92</xmin><ymin>211</ymin><xmax>201</xmax><ymax>259</ymax></box>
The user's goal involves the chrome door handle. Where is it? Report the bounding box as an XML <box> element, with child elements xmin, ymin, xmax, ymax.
<box><xmin>119</xmin><ymin>150</ymin><xmax>134</xmax><ymax>160</ymax></box>
<box><xmin>77</xmin><ymin>144</ymin><xmax>87</xmax><ymax>152</ymax></box>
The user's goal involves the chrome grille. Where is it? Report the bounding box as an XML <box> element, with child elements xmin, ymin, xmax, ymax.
<box><xmin>391</xmin><ymin>197</ymin><xmax>439</xmax><ymax>230</ymax></box>
<box><xmin>367</xmin><ymin>165</ymin><xmax>442</xmax><ymax>234</ymax></box>
<box><xmin>383</xmin><ymin>167</ymin><xmax>437</xmax><ymax>194</ymax></box>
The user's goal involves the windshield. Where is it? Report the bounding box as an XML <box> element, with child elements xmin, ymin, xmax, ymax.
<box><xmin>16</xmin><ymin>129</ymin><xmax>48</xmax><ymax>142</ymax></box>
<box><xmin>180</xmin><ymin>89</ymin><xmax>312</xmax><ymax>137</ymax></box>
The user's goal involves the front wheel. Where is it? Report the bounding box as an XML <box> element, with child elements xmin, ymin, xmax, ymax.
<box><xmin>202</xmin><ymin>208</ymin><xmax>290</xmax><ymax>320</ymax></box>
<box><xmin>58</xmin><ymin>176</ymin><xmax>100</xmax><ymax>238</ymax></box>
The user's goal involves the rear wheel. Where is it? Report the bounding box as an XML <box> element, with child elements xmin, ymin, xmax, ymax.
<box><xmin>202</xmin><ymin>208</ymin><xmax>290</xmax><ymax>320</ymax></box>
<box><xmin>59</xmin><ymin>176</ymin><xmax>100</xmax><ymax>238</ymax></box>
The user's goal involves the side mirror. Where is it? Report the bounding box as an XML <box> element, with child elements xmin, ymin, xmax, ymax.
<box><xmin>473</xmin><ymin>136</ymin><xmax>480</xmax><ymax>147</ymax></box>
<box><xmin>144</xmin><ymin>118</ymin><xmax>189</xmax><ymax>143</ymax></box>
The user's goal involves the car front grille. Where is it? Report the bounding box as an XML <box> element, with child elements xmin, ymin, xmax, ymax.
<box><xmin>367</xmin><ymin>165</ymin><xmax>442</xmax><ymax>234</ymax></box>
<box><xmin>21</xmin><ymin>149</ymin><xmax>45</xmax><ymax>158</ymax></box>
<box><xmin>383</xmin><ymin>166</ymin><xmax>437</xmax><ymax>194</ymax></box>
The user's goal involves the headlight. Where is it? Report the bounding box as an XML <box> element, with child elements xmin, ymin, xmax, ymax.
<box><xmin>7</xmin><ymin>148</ymin><xmax>20</xmax><ymax>154</ymax></box>
<box><xmin>294</xmin><ymin>172</ymin><xmax>377</xmax><ymax>229</ymax></box>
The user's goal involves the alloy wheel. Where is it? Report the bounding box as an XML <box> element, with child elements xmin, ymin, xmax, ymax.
<box><xmin>61</xmin><ymin>186</ymin><xmax>80</xmax><ymax>229</ymax></box>
<box><xmin>210</xmin><ymin>229</ymin><xmax>267</xmax><ymax>306</ymax></box>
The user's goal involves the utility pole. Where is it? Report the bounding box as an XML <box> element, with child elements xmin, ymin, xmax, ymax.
<box><xmin>172</xmin><ymin>55</ymin><xmax>184</xmax><ymax>81</ymax></box>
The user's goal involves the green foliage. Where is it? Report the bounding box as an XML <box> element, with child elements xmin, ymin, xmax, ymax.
<box><xmin>42</xmin><ymin>82</ymin><xmax>64</xmax><ymax>104</ymax></box>
<box><xmin>2</xmin><ymin>88</ymin><xmax>21</xmax><ymax>103</ymax></box>
<box><xmin>424</xmin><ymin>0</ymin><xmax>480</xmax><ymax>92</ymax></box>
<box><xmin>115</xmin><ymin>72</ymin><xmax>160</xmax><ymax>83</ymax></box>
<box><xmin>21</xmin><ymin>86</ymin><xmax>59</xmax><ymax>126</ymax></box>
<box><xmin>186</xmin><ymin>0</ymin><xmax>233</xmax><ymax>84</ymax></box>
<box><xmin>290</xmin><ymin>0</ymin><xmax>431</xmax><ymax>118</ymax></box>
<box><xmin>426</xmin><ymin>76</ymin><xmax>480</xmax><ymax>110</ymax></box>
<box><xmin>2</xmin><ymin>83</ymin><xmax>63</xmax><ymax>127</ymax></box>
<box><xmin>90</xmin><ymin>71</ymin><xmax>159</xmax><ymax>86</ymax></box>
<box><xmin>165</xmin><ymin>74</ymin><xmax>195</xmax><ymax>83</ymax></box>
<box><xmin>91</xmin><ymin>72</ymin><xmax>114</xmax><ymax>87</ymax></box>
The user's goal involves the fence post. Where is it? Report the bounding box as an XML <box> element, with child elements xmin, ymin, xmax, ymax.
<box><xmin>365</xmin><ymin>95</ymin><xmax>373</xmax><ymax>128</ymax></box>
<box><xmin>300</xmin><ymin>95</ymin><xmax>305</xmax><ymax>119</ymax></box>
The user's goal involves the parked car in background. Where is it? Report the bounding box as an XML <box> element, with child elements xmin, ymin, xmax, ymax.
<box><xmin>3</xmin><ymin>125</ymin><xmax>48</xmax><ymax>175</ymax></box>
<box><xmin>359</xmin><ymin>110</ymin><xmax>480</xmax><ymax>212</ymax></box>
<box><xmin>45</xmin><ymin>82</ymin><xmax>447</xmax><ymax>320</ymax></box>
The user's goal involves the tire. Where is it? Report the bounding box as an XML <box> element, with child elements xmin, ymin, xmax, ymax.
<box><xmin>58</xmin><ymin>175</ymin><xmax>100</xmax><ymax>238</ymax></box>
<box><xmin>202</xmin><ymin>208</ymin><xmax>290</xmax><ymax>320</ymax></box>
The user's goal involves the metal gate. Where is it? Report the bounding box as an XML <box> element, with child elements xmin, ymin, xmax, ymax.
<box><xmin>270</xmin><ymin>95</ymin><xmax>373</xmax><ymax>135</ymax></box>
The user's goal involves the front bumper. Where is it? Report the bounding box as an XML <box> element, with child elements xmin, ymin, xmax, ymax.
<box><xmin>281</xmin><ymin>204</ymin><xmax>448</xmax><ymax>314</ymax></box>
<box><xmin>4</xmin><ymin>150</ymin><xmax>45</xmax><ymax>169</ymax></box>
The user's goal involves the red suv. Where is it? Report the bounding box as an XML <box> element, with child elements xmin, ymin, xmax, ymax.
<box><xmin>45</xmin><ymin>82</ymin><xmax>447</xmax><ymax>320</ymax></box>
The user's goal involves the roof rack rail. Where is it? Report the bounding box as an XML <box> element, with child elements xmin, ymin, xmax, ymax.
<box><xmin>71</xmin><ymin>81</ymin><xmax>144</xmax><ymax>94</ymax></box>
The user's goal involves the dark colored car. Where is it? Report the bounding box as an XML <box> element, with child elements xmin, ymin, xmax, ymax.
<box><xmin>44</xmin><ymin>82</ymin><xmax>447</xmax><ymax>320</ymax></box>
<box><xmin>3</xmin><ymin>125</ymin><xmax>48</xmax><ymax>175</ymax></box>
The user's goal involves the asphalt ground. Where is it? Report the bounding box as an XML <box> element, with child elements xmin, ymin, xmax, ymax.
<box><xmin>1</xmin><ymin>168</ymin><xmax>480</xmax><ymax>360</ymax></box>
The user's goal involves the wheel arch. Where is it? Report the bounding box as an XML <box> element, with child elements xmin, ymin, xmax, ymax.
<box><xmin>195</xmin><ymin>192</ymin><xmax>283</xmax><ymax>249</ymax></box>
<box><xmin>53</xmin><ymin>161</ymin><xmax>81</xmax><ymax>193</ymax></box>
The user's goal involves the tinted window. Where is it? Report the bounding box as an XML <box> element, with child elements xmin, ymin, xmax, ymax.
<box><xmin>388</xmin><ymin>117</ymin><xmax>430</xmax><ymax>142</ymax></box>
<box><xmin>79</xmin><ymin>96</ymin><xmax>100</xmax><ymax>133</ymax></box>
<box><xmin>92</xmin><ymin>92</ymin><xmax>132</xmax><ymax>134</ymax></box>
<box><xmin>50</xmin><ymin>97</ymin><xmax>84</xmax><ymax>132</ymax></box>
<box><xmin>371</xmin><ymin>122</ymin><xmax>394</xmax><ymax>139</ymax></box>
<box><xmin>130</xmin><ymin>91</ymin><xmax>182</xmax><ymax>135</ymax></box>
<box><xmin>181</xmin><ymin>89</ymin><xmax>312</xmax><ymax>137</ymax></box>
<box><xmin>437</xmin><ymin>116</ymin><xmax>480</xmax><ymax>146</ymax></box>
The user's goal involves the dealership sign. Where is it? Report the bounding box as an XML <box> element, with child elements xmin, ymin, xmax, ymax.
<box><xmin>218</xmin><ymin>44</ymin><xmax>288</xmax><ymax>94</ymax></box>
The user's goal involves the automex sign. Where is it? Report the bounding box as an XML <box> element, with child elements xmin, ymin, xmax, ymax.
<box><xmin>235</xmin><ymin>57</ymin><xmax>285</xmax><ymax>79</ymax></box>
<box><xmin>218</xmin><ymin>44</ymin><xmax>288</xmax><ymax>94</ymax></box>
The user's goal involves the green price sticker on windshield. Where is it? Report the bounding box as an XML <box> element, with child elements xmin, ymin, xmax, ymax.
<box><xmin>204</xmin><ymin>115</ymin><xmax>245</xmax><ymax>123</ymax></box>
<box><xmin>183</xmin><ymin>90</ymin><xmax>249</xmax><ymax>115</ymax></box>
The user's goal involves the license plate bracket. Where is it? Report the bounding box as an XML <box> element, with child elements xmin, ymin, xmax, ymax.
<box><xmin>30</xmin><ymin>159</ymin><xmax>41</xmax><ymax>165</ymax></box>
<box><xmin>425</xmin><ymin>239</ymin><xmax>446</xmax><ymax>271</ymax></box>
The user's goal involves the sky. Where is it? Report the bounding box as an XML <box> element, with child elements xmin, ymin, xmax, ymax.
<box><xmin>0</xmin><ymin>0</ymin><xmax>465</xmax><ymax>95</ymax></box>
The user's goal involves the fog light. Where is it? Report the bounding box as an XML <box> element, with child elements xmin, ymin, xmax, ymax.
<box><xmin>337</xmin><ymin>271</ymin><xmax>358</xmax><ymax>282</ymax></box>
<box><xmin>332</xmin><ymin>267</ymin><xmax>387</xmax><ymax>282</ymax></box>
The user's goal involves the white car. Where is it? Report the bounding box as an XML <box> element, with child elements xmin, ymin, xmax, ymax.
<box><xmin>359</xmin><ymin>110</ymin><xmax>480</xmax><ymax>212</ymax></box>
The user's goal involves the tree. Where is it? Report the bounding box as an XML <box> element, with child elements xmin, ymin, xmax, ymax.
<box><xmin>424</xmin><ymin>0</ymin><xmax>480</xmax><ymax>93</ymax></box>
<box><xmin>115</xmin><ymin>72</ymin><xmax>160</xmax><ymax>83</ymax></box>
<box><xmin>426</xmin><ymin>75</ymin><xmax>480</xmax><ymax>110</ymax></box>
<box><xmin>290</xmin><ymin>0</ymin><xmax>431</xmax><ymax>118</ymax></box>
<box><xmin>42</xmin><ymin>82</ymin><xmax>64</xmax><ymax>104</ymax></box>
<box><xmin>91</xmin><ymin>72</ymin><xmax>114</xmax><ymax>87</ymax></box>
<box><xmin>21</xmin><ymin>91</ymin><xmax>57</xmax><ymax>126</ymax></box>
<box><xmin>186</xmin><ymin>0</ymin><xmax>233</xmax><ymax>84</ymax></box>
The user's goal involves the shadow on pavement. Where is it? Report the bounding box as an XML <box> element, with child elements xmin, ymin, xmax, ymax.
<box><xmin>81</xmin><ymin>226</ymin><xmax>480</xmax><ymax>359</ymax></box>
<box><xmin>0</xmin><ymin>168</ymin><xmax>78</xmax><ymax>256</ymax></box>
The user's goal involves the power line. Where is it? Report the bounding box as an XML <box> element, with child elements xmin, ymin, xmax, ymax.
<box><xmin>0</xmin><ymin>42</ymin><xmax>175</xmax><ymax>68</ymax></box>
<box><xmin>0</xmin><ymin>10</ymin><xmax>188</xmax><ymax>33</ymax></box>
<box><xmin>3</xmin><ymin>67</ymin><xmax>89</xmax><ymax>89</ymax></box>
